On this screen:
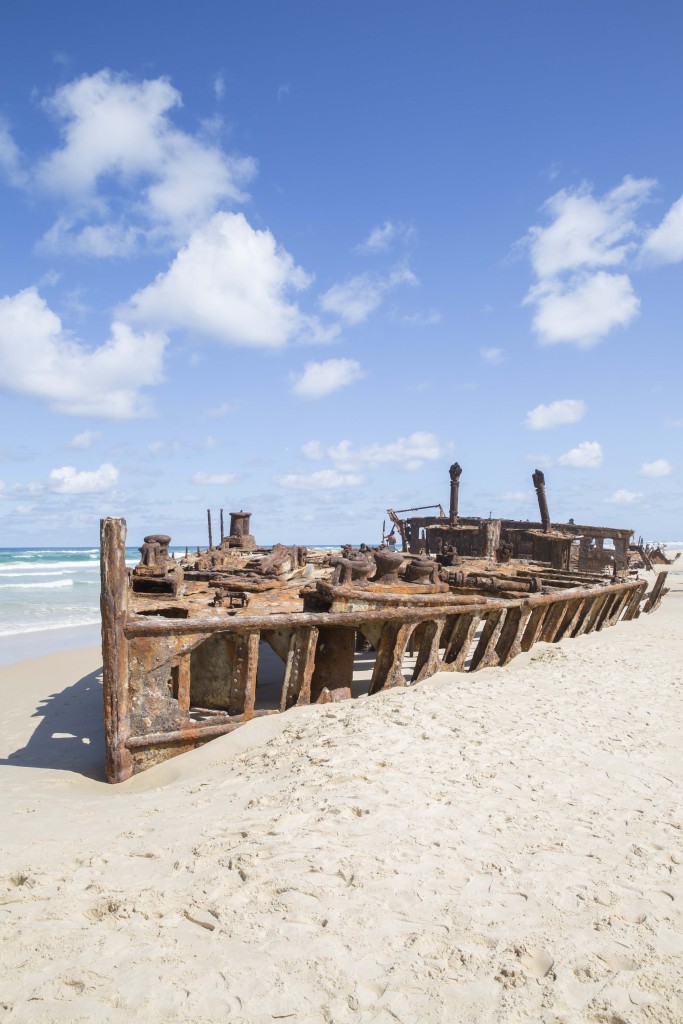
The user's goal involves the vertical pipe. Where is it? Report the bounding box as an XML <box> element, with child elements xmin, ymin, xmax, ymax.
<box><xmin>220</xmin><ymin>508</ymin><xmax>224</xmax><ymax>544</ymax></box>
<box><xmin>449</xmin><ymin>462</ymin><xmax>462</xmax><ymax>523</ymax></box>
<box><xmin>532</xmin><ymin>469</ymin><xmax>551</xmax><ymax>533</ymax></box>
<box><xmin>100</xmin><ymin>517</ymin><xmax>133</xmax><ymax>784</ymax></box>
<box><xmin>207</xmin><ymin>509</ymin><xmax>213</xmax><ymax>550</ymax></box>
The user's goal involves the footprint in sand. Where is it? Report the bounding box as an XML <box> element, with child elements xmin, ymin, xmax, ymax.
<box><xmin>519</xmin><ymin>949</ymin><xmax>555</xmax><ymax>978</ymax></box>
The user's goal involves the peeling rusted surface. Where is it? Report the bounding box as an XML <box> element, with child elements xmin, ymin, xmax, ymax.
<box><xmin>100</xmin><ymin>463</ymin><xmax>666</xmax><ymax>783</ymax></box>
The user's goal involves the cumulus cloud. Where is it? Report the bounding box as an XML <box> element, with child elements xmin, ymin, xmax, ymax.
<box><xmin>328</xmin><ymin>432</ymin><xmax>445</xmax><ymax>472</ymax></box>
<box><xmin>277</xmin><ymin>469</ymin><xmax>363</xmax><ymax>490</ymax></box>
<box><xmin>557</xmin><ymin>441</ymin><xmax>603</xmax><ymax>469</ymax></box>
<box><xmin>481</xmin><ymin>346</ymin><xmax>504</xmax><ymax>365</ymax></box>
<box><xmin>524</xmin><ymin>399</ymin><xmax>586</xmax><ymax>431</ymax></box>
<box><xmin>125</xmin><ymin>212</ymin><xmax>333</xmax><ymax>347</ymax></box>
<box><xmin>0</xmin><ymin>288</ymin><xmax>166</xmax><ymax>417</ymax></box>
<box><xmin>49</xmin><ymin>462</ymin><xmax>119</xmax><ymax>493</ymax></box>
<box><xmin>301</xmin><ymin>440</ymin><xmax>323</xmax><ymax>460</ymax></box>
<box><xmin>291</xmin><ymin>358</ymin><xmax>364</xmax><ymax>399</ymax></box>
<box><xmin>523</xmin><ymin>177</ymin><xmax>653</xmax><ymax>346</ymax></box>
<box><xmin>642</xmin><ymin>196</ymin><xmax>683</xmax><ymax>264</ymax></box>
<box><xmin>524</xmin><ymin>271</ymin><xmax>639</xmax><ymax>348</ymax></box>
<box><xmin>192</xmin><ymin>471</ymin><xmax>236</xmax><ymax>485</ymax></box>
<box><xmin>605</xmin><ymin>489</ymin><xmax>643</xmax><ymax>504</ymax></box>
<box><xmin>641</xmin><ymin>459</ymin><xmax>672</xmax><ymax>478</ymax></box>
<box><xmin>34</xmin><ymin>70</ymin><xmax>256</xmax><ymax>251</ymax></box>
<box><xmin>319</xmin><ymin>266</ymin><xmax>417</xmax><ymax>325</ymax></box>
<box><xmin>68</xmin><ymin>430</ymin><xmax>101</xmax><ymax>449</ymax></box>
<box><xmin>358</xmin><ymin>221</ymin><xmax>414</xmax><ymax>253</ymax></box>
<box><xmin>527</xmin><ymin>177</ymin><xmax>653</xmax><ymax>279</ymax></box>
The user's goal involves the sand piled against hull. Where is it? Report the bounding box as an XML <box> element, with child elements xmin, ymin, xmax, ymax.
<box><xmin>0</xmin><ymin>560</ymin><xmax>681</xmax><ymax>1023</ymax></box>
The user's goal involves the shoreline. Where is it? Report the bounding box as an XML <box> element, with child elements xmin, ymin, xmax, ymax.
<box><xmin>0</xmin><ymin>621</ymin><xmax>101</xmax><ymax>668</ymax></box>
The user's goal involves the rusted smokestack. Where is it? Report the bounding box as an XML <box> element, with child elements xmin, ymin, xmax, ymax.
<box><xmin>449</xmin><ymin>462</ymin><xmax>462</xmax><ymax>523</ymax></box>
<box><xmin>532</xmin><ymin>469</ymin><xmax>551</xmax><ymax>533</ymax></box>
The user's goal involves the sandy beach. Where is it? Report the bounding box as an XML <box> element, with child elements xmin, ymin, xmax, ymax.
<box><xmin>1</xmin><ymin>559</ymin><xmax>681</xmax><ymax>1023</ymax></box>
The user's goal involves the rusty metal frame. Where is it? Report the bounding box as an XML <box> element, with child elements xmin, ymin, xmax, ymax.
<box><xmin>100</xmin><ymin>517</ymin><xmax>653</xmax><ymax>784</ymax></box>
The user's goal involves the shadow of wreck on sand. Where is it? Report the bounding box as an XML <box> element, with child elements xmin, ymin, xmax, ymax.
<box><xmin>0</xmin><ymin>667</ymin><xmax>106</xmax><ymax>782</ymax></box>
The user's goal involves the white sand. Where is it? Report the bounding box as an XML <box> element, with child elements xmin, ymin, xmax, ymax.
<box><xmin>1</xmin><ymin>561</ymin><xmax>681</xmax><ymax>1023</ymax></box>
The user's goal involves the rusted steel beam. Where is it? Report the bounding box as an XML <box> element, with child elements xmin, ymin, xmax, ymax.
<box><xmin>123</xmin><ymin>581</ymin><xmax>641</xmax><ymax>638</ymax></box>
<box><xmin>575</xmin><ymin>591</ymin><xmax>610</xmax><ymax>637</ymax></box>
<box><xmin>520</xmin><ymin>604</ymin><xmax>551</xmax><ymax>651</ymax></box>
<box><xmin>469</xmin><ymin>608</ymin><xmax>507</xmax><ymax>671</ymax></box>
<box><xmin>449</xmin><ymin>462</ymin><xmax>462</xmax><ymax>522</ymax></box>
<box><xmin>310</xmin><ymin>626</ymin><xmax>356</xmax><ymax>702</ymax></box>
<box><xmin>225</xmin><ymin>632</ymin><xmax>259</xmax><ymax>717</ymax></box>
<box><xmin>495</xmin><ymin>605</ymin><xmax>534</xmax><ymax>665</ymax></box>
<box><xmin>621</xmin><ymin>580</ymin><xmax>648</xmax><ymax>621</ymax></box>
<box><xmin>532</xmin><ymin>469</ymin><xmax>551</xmax><ymax>533</ymax></box>
<box><xmin>175</xmin><ymin>653</ymin><xmax>191</xmax><ymax>711</ymax></box>
<box><xmin>100</xmin><ymin>517</ymin><xmax>133</xmax><ymax>784</ymax></box>
<box><xmin>281</xmin><ymin>627</ymin><xmax>319</xmax><ymax>711</ymax></box>
<box><xmin>539</xmin><ymin>599</ymin><xmax>570</xmax><ymax>643</ymax></box>
<box><xmin>643</xmin><ymin>571</ymin><xmax>668</xmax><ymax>613</ymax></box>
<box><xmin>441</xmin><ymin>612</ymin><xmax>483</xmax><ymax>671</ymax></box>
<box><xmin>412</xmin><ymin>618</ymin><xmax>445</xmax><ymax>682</ymax></box>
<box><xmin>369</xmin><ymin>621</ymin><xmax>415</xmax><ymax>694</ymax></box>
<box><xmin>207</xmin><ymin>509</ymin><xmax>213</xmax><ymax>550</ymax></box>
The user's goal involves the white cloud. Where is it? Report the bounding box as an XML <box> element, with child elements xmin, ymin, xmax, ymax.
<box><xmin>502</xmin><ymin>490</ymin><xmax>533</xmax><ymax>502</ymax></box>
<box><xmin>213</xmin><ymin>73</ymin><xmax>225</xmax><ymax>101</ymax></box>
<box><xmin>328</xmin><ymin>431</ymin><xmax>445</xmax><ymax>472</ymax></box>
<box><xmin>525</xmin><ymin>398</ymin><xmax>586</xmax><ymax>431</ymax></box>
<box><xmin>523</xmin><ymin>177</ymin><xmax>652</xmax><ymax>346</ymax></box>
<box><xmin>0</xmin><ymin>119</ymin><xmax>25</xmax><ymax>187</ymax></box>
<box><xmin>524</xmin><ymin>271</ymin><xmax>639</xmax><ymax>348</ymax></box>
<box><xmin>319</xmin><ymin>266</ymin><xmax>417</xmax><ymax>325</ymax></box>
<box><xmin>126</xmin><ymin>212</ymin><xmax>334</xmax><ymax>347</ymax></box>
<box><xmin>49</xmin><ymin>462</ymin><xmax>119</xmax><ymax>493</ymax></box>
<box><xmin>203</xmin><ymin>435</ymin><xmax>219</xmax><ymax>450</ymax></box>
<box><xmin>557</xmin><ymin>441</ymin><xmax>603</xmax><ymax>469</ymax></box>
<box><xmin>605</xmin><ymin>489</ymin><xmax>643</xmax><ymax>504</ymax></box>
<box><xmin>291</xmin><ymin>358</ymin><xmax>364</xmax><ymax>399</ymax></box>
<box><xmin>39</xmin><ymin>218</ymin><xmax>140</xmax><ymax>258</ymax></box>
<box><xmin>277</xmin><ymin>469</ymin><xmax>363</xmax><ymax>490</ymax></box>
<box><xmin>358</xmin><ymin>220</ymin><xmax>414</xmax><ymax>253</ymax></box>
<box><xmin>205</xmin><ymin>402</ymin><xmax>236</xmax><ymax>418</ymax></box>
<box><xmin>68</xmin><ymin>430</ymin><xmax>101</xmax><ymax>449</ymax></box>
<box><xmin>148</xmin><ymin>440</ymin><xmax>181</xmax><ymax>455</ymax></box>
<box><xmin>399</xmin><ymin>310</ymin><xmax>442</xmax><ymax>327</ymax></box>
<box><xmin>34</xmin><ymin>70</ymin><xmax>256</xmax><ymax>252</ymax></box>
<box><xmin>481</xmin><ymin>346</ymin><xmax>504</xmax><ymax>365</ymax></box>
<box><xmin>0</xmin><ymin>288</ymin><xmax>166</xmax><ymax>417</ymax></box>
<box><xmin>302</xmin><ymin>440</ymin><xmax>323</xmax><ymax>460</ymax></box>
<box><xmin>642</xmin><ymin>196</ymin><xmax>683</xmax><ymax>264</ymax></box>
<box><xmin>641</xmin><ymin>459</ymin><xmax>673</xmax><ymax>478</ymax></box>
<box><xmin>527</xmin><ymin>177</ymin><xmax>653</xmax><ymax>279</ymax></box>
<box><xmin>192</xmin><ymin>471</ymin><xmax>236</xmax><ymax>485</ymax></box>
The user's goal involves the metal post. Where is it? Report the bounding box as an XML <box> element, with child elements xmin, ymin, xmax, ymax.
<box><xmin>207</xmin><ymin>509</ymin><xmax>213</xmax><ymax>550</ymax></box>
<box><xmin>449</xmin><ymin>462</ymin><xmax>462</xmax><ymax>523</ymax></box>
<box><xmin>532</xmin><ymin>469</ymin><xmax>551</xmax><ymax>533</ymax></box>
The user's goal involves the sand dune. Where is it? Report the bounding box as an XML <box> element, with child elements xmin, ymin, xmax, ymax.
<box><xmin>1</xmin><ymin>560</ymin><xmax>681</xmax><ymax>1023</ymax></box>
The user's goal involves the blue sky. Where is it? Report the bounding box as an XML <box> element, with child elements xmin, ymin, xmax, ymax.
<box><xmin>0</xmin><ymin>0</ymin><xmax>681</xmax><ymax>547</ymax></box>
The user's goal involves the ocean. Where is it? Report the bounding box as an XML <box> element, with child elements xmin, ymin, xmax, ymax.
<box><xmin>0</xmin><ymin>546</ymin><xmax>179</xmax><ymax>666</ymax></box>
<box><xmin>0</xmin><ymin>544</ymin><xmax>339</xmax><ymax>666</ymax></box>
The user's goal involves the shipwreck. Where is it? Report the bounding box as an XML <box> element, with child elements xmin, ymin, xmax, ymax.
<box><xmin>100</xmin><ymin>465</ymin><xmax>668</xmax><ymax>783</ymax></box>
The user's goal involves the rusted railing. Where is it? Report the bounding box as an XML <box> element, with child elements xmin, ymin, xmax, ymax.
<box><xmin>101</xmin><ymin>519</ymin><xmax>650</xmax><ymax>782</ymax></box>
